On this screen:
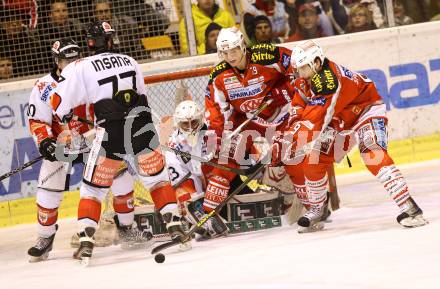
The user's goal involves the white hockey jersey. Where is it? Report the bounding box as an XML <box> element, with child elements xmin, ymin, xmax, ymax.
<box><xmin>51</xmin><ymin>52</ymin><xmax>146</xmax><ymax>120</ymax></box>
<box><xmin>28</xmin><ymin>71</ymin><xmax>93</xmax><ymax>146</ymax></box>
<box><xmin>165</xmin><ymin>129</ymin><xmax>207</xmax><ymax>196</ymax></box>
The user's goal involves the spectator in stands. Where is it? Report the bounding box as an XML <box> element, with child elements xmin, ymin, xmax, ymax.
<box><xmin>319</xmin><ymin>0</ymin><xmax>348</xmax><ymax>34</ymax></box>
<box><xmin>113</xmin><ymin>0</ymin><xmax>170</xmax><ymax>37</ymax></box>
<box><xmin>179</xmin><ymin>0</ymin><xmax>235</xmax><ymax>55</ymax></box>
<box><xmin>341</xmin><ymin>0</ymin><xmax>384</xmax><ymax>28</ymax></box>
<box><xmin>283</xmin><ymin>1</ymin><xmax>335</xmax><ymax>36</ymax></box>
<box><xmin>39</xmin><ymin>1</ymin><xmax>84</xmax><ymax>61</ymax></box>
<box><xmin>393</xmin><ymin>0</ymin><xmax>414</xmax><ymax>26</ymax></box>
<box><xmin>282</xmin><ymin>0</ymin><xmax>298</xmax><ymax>36</ymax></box>
<box><xmin>0</xmin><ymin>8</ymin><xmax>46</xmax><ymax>76</ymax></box>
<box><xmin>2</xmin><ymin>0</ymin><xmax>38</xmax><ymax>28</ymax></box>
<box><xmin>204</xmin><ymin>22</ymin><xmax>222</xmax><ymax>54</ymax></box>
<box><xmin>345</xmin><ymin>3</ymin><xmax>377</xmax><ymax>33</ymax></box>
<box><xmin>0</xmin><ymin>55</ymin><xmax>13</xmax><ymax>80</ymax></box>
<box><xmin>284</xmin><ymin>3</ymin><xmax>326</xmax><ymax>42</ymax></box>
<box><xmin>431</xmin><ymin>0</ymin><xmax>440</xmax><ymax>21</ymax></box>
<box><xmin>93</xmin><ymin>0</ymin><xmax>148</xmax><ymax>59</ymax></box>
<box><xmin>242</xmin><ymin>0</ymin><xmax>289</xmax><ymax>39</ymax></box>
<box><xmin>248</xmin><ymin>15</ymin><xmax>283</xmax><ymax>45</ymax></box>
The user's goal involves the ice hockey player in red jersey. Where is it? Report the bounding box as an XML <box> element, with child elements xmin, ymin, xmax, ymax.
<box><xmin>50</xmin><ymin>22</ymin><xmax>186</xmax><ymax>265</ymax></box>
<box><xmin>27</xmin><ymin>38</ymin><xmax>151</xmax><ymax>262</ymax></box>
<box><xmin>273</xmin><ymin>40</ymin><xmax>428</xmax><ymax>232</ymax></box>
<box><xmin>204</xmin><ymin>27</ymin><xmax>305</xmax><ymax>225</ymax></box>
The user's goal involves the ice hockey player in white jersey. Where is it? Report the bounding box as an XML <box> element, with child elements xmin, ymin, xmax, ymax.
<box><xmin>165</xmin><ymin>100</ymin><xmax>228</xmax><ymax>239</ymax></box>
<box><xmin>27</xmin><ymin>38</ymin><xmax>150</xmax><ymax>262</ymax></box>
<box><xmin>50</xmin><ymin>21</ymin><xmax>186</xmax><ymax>265</ymax></box>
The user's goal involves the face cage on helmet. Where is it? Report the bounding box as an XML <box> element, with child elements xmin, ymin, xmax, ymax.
<box><xmin>177</xmin><ymin>118</ymin><xmax>203</xmax><ymax>135</ymax></box>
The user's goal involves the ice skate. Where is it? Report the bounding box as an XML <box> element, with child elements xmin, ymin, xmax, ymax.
<box><xmin>397</xmin><ymin>197</ymin><xmax>428</xmax><ymax>228</ymax></box>
<box><xmin>73</xmin><ymin>227</ymin><xmax>95</xmax><ymax>267</ymax></box>
<box><xmin>195</xmin><ymin>214</ymin><xmax>229</xmax><ymax>241</ymax></box>
<box><xmin>28</xmin><ymin>224</ymin><xmax>58</xmax><ymax>263</ymax></box>
<box><xmin>163</xmin><ymin>212</ymin><xmax>192</xmax><ymax>251</ymax></box>
<box><xmin>297</xmin><ymin>205</ymin><xmax>325</xmax><ymax>233</ymax></box>
<box><xmin>114</xmin><ymin>216</ymin><xmax>154</xmax><ymax>250</ymax></box>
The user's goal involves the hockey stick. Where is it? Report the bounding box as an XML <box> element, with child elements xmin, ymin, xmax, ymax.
<box><xmin>225</xmin><ymin>98</ymin><xmax>273</xmax><ymax>141</ymax></box>
<box><xmin>161</xmin><ymin>145</ymin><xmax>261</xmax><ymax>176</ymax></box>
<box><xmin>327</xmin><ymin>164</ymin><xmax>340</xmax><ymax>211</ymax></box>
<box><xmin>0</xmin><ymin>156</ymin><xmax>44</xmax><ymax>181</ymax></box>
<box><xmin>150</xmin><ymin>157</ymin><xmax>269</xmax><ymax>255</ymax></box>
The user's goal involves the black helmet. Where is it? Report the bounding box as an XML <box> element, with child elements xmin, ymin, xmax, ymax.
<box><xmin>86</xmin><ymin>20</ymin><xmax>118</xmax><ymax>53</ymax></box>
<box><xmin>51</xmin><ymin>38</ymin><xmax>81</xmax><ymax>60</ymax></box>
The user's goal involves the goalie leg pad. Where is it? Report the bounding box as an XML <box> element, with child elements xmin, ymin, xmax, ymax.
<box><xmin>203</xmin><ymin>175</ymin><xmax>230</xmax><ymax>212</ymax></box>
<box><xmin>37</xmin><ymin>160</ymin><xmax>68</xmax><ymax>191</ymax></box>
<box><xmin>36</xmin><ymin>188</ymin><xmax>63</xmax><ymax>237</ymax></box>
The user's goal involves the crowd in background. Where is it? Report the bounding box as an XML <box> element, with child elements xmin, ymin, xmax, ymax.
<box><xmin>1</xmin><ymin>0</ymin><xmax>440</xmax><ymax>81</ymax></box>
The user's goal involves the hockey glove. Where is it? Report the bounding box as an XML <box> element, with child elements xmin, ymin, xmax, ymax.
<box><xmin>39</xmin><ymin>138</ymin><xmax>58</xmax><ymax>162</ymax></box>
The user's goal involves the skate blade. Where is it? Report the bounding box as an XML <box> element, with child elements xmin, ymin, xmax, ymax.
<box><xmin>178</xmin><ymin>241</ymin><xmax>192</xmax><ymax>251</ymax></box>
<box><xmin>298</xmin><ymin>222</ymin><xmax>325</xmax><ymax>234</ymax></box>
<box><xmin>79</xmin><ymin>257</ymin><xmax>91</xmax><ymax>267</ymax></box>
<box><xmin>400</xmin><ymin>215</ymin><xmax>429</xmax><ymax>228</ymax></box>
<box><xmin>29</xmin><ymin>252</ymin><xmax>49</xmax><ymax>263</ymax></box>
<box><xmin>121</xmin><ymin>240</ymin><xmax>155</xmax><ymax>250</ymax></box>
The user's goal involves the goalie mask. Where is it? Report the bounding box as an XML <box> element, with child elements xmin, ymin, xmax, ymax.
<box><xmin>173</xmin><ymin>100</ymin><xmax>204</xmax><ymax>137</ymax></box>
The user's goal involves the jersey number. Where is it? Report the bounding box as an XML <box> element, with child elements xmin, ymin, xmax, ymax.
<box><xmin>168</xmin><ymin>167</ymin><xmax>180</xmax><ymax>182</ymax></box>
<box><xmin>97</xmin><ymin>71</ymin><xmax>137</xmax><ymax>96</ymax></box>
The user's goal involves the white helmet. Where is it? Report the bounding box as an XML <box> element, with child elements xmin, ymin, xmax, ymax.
<box><xmin>216</xmin><ymin>27</ymin><xmax>246</xmax><ymax>55</ymax></box>
<box><xmin>173</xmin><ymin>100</ymin><xmax>204</xmax><ymax>135</ymax></box>
<box><xmin>291</xmin><ymin>40</ymin><xmax>324</xmax><ymax>70</ymax></box>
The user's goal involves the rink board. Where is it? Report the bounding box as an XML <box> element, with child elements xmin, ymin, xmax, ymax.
<box><xmin>1</xmin><ymin>132</ymin><xmax>439</xmax><ymax>228</ymax></box>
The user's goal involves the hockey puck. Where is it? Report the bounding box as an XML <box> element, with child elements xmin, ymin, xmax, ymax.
<box><xmin>154</xmin><ymin>253</ymin><xmax>165</xmax><ymax>263</ymax></box>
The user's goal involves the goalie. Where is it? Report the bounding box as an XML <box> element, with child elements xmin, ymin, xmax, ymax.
<box><xmin>164</xmin><ymin>100</ymin><xmax>230</xmax><ymax>239</ymax></box>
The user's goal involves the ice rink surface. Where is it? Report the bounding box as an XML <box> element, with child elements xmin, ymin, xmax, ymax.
<box><xmin>1</xmin><ymin>160</ymin><xmax>439</xmax><ymax>289</ymax></box>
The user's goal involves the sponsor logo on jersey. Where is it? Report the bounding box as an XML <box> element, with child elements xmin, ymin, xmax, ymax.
<box><xmin>248</xmin><ymin>76</ymin><xmax>264</xmax><ymax>85</ymax></box>
<box><xmin>228</xmin><ymin>83</ymin><xmax>263</xmax><ymax>100</ymax></box>
<box><xmin>324</xmin><ymin>69</ymin><xmax>337</xmax><ymax>90</ymax></box>
<box><xmin>41</xmin><ymin>82</ymin><xmax>57</xmax><ymax>102</ymax></box>
<box><xmin>37</xmin><ymin>81</ymin><xmax>46</xmax><ymax>93</ymax></box>
<box><xmin>309</xmin><ymin>97</ymin><xmax>326</xmax><ymax>106</ymax></box>
<box><xmin>340</xmin><ymin>65</ymin><xmax>353</xmax><ymax>79</ymax></box>
<box><xmin>224</xmin><ymin>76</ymin><xmax>239</xmax><ymax>85</ymax></box>
<box><xmin>225</xmin><ymin>82</ymin><xmax>243</xmax><ymax>90</ymax></box>
<box><xmin>239</xmin><ymin>97</ymin><xmax>264</xmax><ymax>112</ymax></box>
<box><xmin>252</xmin><ymin>43</ymin><xmax>276</xmax><ymax>52</ymax></box>
<box><xmin>311</xmin><ymin>69</ymin><xmax>336</xmax><ymax>94</ymax></box>
<box><xmin>251</xmin><ymin>52</ymin><xmax>275</xmax><ymax>62</ymax></box>
<box><xmin>282</xmin><ymin>53</ymin><xmax>291</xmax><ymax>70</ymax></box>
